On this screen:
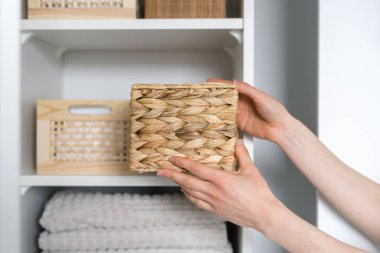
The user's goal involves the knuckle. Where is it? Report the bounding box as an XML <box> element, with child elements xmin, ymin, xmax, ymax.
<box><xmin>204</xmin><ymin>182</ymin><xmax>217</xmax><ymax>196</ymax></box>
<box><xmin>189</xmin><ymin>161</ymin><xmax>199</xmax><ymax>170</ymax></box>
<box><xmin>214</xmin><ymin>176</ymin><xmax>227</xmax><ymax>187</ymax></box>
<box><xmin>211</xmin><ymin>190</ymin><xmax>222</xmax><ymax>200</ymax></box>
<box><xmin>203</xmin><ymin>204</ymin><xmax>212</xmax><ymax>212</ymax></box>
<box><xmin>182</xmin><ymin>177</ymin><xmax>193</xmax><ymax>188</ymax></box>
<box><xmin>186</xmin><ymin>188</ymin><xmax>195</xmax><ymax>196</ymax></box>
<box><xmin>165</xmin><ymin>171</ymin><xmax>177</xmax><ymax>181</ymax></box>
<box><xmin>194</xmin><ymin>200</ymin><xmax>206</xmax><ymax>210</ymax></box>
<box><xmin>189</xmin><ymin>161</ymin><xmax>204</xmax><ymax>173</ymax></box>
<box><xmin>174</xmin><ymin>156</ymin><xmax>187</xmax><ymax>168</ymax></box>
<box><xmin>171</xmin><ymin>172</ymin><xmax>181</xmax><ymax>182</ymax></box>
<box><xmin>209</xmin><ymin>171</ymin><xmax>221</xmax><ymax>182</ymax></box>
<box><xmin>194</xmin><ymin>201</ymin><xmax>202</xmax><ymax>208</ymax></box>
<box><xmin>218</xmin><ymin>179</ymin><xmax>230</xmax><ymax>192</ymax></box>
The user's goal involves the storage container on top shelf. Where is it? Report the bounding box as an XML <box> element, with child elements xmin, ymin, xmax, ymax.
<box><xmin>27</xmin><ymin>0</ymin><xmax>139</xmax><ymax>19</ymax></box>
<box><xmin>144</xmin><ymin>0</ymin><xmax>226</xmax><ymax>18</ymax></box>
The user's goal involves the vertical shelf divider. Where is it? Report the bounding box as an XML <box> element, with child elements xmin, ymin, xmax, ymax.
<box><xmin>240</xmin><ymin>0</ymin><xmax>256</xmax><ymax>252</ymax></box>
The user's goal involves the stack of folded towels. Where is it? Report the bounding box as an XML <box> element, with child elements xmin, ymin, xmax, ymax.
<box><xmin>39</xmin><ymin>191</ymin><xmax>233</xmax><ymax>253</ymax></box>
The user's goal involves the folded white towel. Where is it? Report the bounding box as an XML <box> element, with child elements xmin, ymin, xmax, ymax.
<box><xmin>42</xmin><ymin>248</ymin><xmax>233</xmax><ymax>253</ymax></box>
<box><xmin>40</xmin><ymin>191</ymin><xmax>223</xmax><ymax>233</ymax></box>
<box><xmin>39</xmin><ymin>225</ymin><xmax>230</xmax><ymax>252</ymax></box>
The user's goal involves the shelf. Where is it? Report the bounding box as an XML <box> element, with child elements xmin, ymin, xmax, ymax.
<box><xmin>21</xmin><ymin>19</ymin><xmax>243</xmax><ymax>30</ymax></box>
<box><xmin>20</xmin><ymin>174</ymin><xmax>177</xmax><ymax>187</ymax></box>
<box><xmin>21</xmin><ymin>19</ymin><xmax>243</xmax><ymax>51</ymax></box>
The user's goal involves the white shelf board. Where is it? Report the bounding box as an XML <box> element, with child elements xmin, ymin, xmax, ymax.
<box><xmin>21</xmin><ymin>19</ymin><xmax>243</xmax><ymax>51</ymax></box>
<box><xmin>20</xmin><ymin>174</ymin><xmax>177</xmax><ymax>187</ymax></box>
<box><xmin>21</xmin><ymin>19</ymin><xmax>243</xmax><ymax>30</ymax></box>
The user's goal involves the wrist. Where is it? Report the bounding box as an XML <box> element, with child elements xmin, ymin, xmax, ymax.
<box><xmin>260</xmin><ymin>201</ymin><xmax>294</xmax><ymax>241</ymax></box>
<box><xmin>255</xmin><ymin>198</ymin><xmax>287</xmax><ymax>236</ymax></box>
<box><xmin>272</xmin><ymin>116</ymin><xmax>302</xmax><ymax>147</ymax></box>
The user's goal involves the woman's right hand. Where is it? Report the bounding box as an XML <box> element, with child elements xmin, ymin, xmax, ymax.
<box><xmin>208</xmin><ymin>78</ymin><xmax>295</xmax><ymax>143</ymax></box>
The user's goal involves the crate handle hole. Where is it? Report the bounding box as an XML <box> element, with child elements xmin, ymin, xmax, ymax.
<box><xmin>69</xmin><ymin>105</ymin><xmax>112</xmax><ymax>115</ymax></box>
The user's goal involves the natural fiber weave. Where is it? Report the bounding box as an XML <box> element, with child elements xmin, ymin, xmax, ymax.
<box><xmin>129</xmin><ymin>83</ymin><xmax>238</xmax><ymax>173</ymax></box>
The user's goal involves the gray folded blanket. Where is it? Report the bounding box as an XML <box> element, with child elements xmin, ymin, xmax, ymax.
<box><xmin>42</xmin><ymin>249</ymin><xmax>232</xmax><ymax>253</ymax></box>
<box><xmin>40</xmin><ymin>191</ymin><xmax>223</xmax><ymax>233</ymax></box>
<box><xmin>39</xmin><ymin>191</ymin><xmax>232</xmax><ymax>253</ymax></box>
<box><xmin>39</xmin><ymin>225</ymin><xmax>230</xmax><ymax>251</ymax></box>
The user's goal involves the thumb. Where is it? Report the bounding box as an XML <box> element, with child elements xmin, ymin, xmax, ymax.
<box><xmin>206</xmin><ymin>78</ymin><xmax>233</xmax><ymax>85</ymax></box>
<box><xmin>235</xmin><ymin>139</ymin><xmax>259</xmax><ymax>175</ymax></box>
<box><xmin>237</xmin><ymin>81</ymin><xmax>272</xmax><ymax>105</ymax></box>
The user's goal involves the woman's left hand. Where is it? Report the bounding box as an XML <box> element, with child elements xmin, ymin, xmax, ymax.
<box><xmin>158</xmin><ymin>139</ymin><xmax>283</xmax><ymax>232</ymax></box>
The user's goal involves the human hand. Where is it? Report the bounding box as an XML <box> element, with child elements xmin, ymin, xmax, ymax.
<box><xmin>157</xmin><ymin>139</ymin><xmax>284</xmax><ymax>232</ymax></box>
<box><xmin>208</xmin><ymin>78</ymin><xmax>294</xmax><ymax>143</ymax></box>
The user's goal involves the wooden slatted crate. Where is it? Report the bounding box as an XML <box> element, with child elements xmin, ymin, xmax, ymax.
<box><xmin>37</xmin><ymin>100</ymin><xmax>130</xmax><ymax>175</ymax></box>
<box><xmin>28</xmin><ymin>0</ymin><xmax>138</xmax><ymax>19</ymax></box>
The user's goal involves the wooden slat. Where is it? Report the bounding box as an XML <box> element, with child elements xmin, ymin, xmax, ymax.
<box><xmin>28</xmin><ymin>8</ymin><xmax>137</xmax><ymax>19</ymax></box>
<box><xmin>28</xmin><ymin>0</ymin><xmax>41</xmax><ymax>8</ymax></box>
<box><xmin>37</xmin><ymin>120</ymin><xmax>50</xmax><ymax>163</ymax></box>
<box><xmin>37</xmin><ymin>100</ymin><xmax>130</xmax><ymax>121</ymax></box>
<box><xmin>37</xmin><ymin>161</ymin><xmax>130</xmax><ymax>175</ymax></box>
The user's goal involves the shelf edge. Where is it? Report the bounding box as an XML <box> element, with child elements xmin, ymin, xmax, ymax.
<box><xmin>21</xmin><ymin>19</ymin><xmax>244</xmax><ymax>31</ymax></box>
<box><xmin>19</xmin><ymin>175</ymin><xmax>178</xmax><ymax>187</ymax></box>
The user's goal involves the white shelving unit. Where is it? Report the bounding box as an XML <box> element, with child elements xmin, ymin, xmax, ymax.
<box><xmin>1</xmin><ymin>1</ymin><xmax>254</xmax><ymax>253</ymax></box>
<box><xmin>20</xmin><ymin>19</ymin><xmax>244</xmax><ymax>51</ymax></box>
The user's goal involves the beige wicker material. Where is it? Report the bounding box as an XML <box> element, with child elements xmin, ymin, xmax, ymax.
<box><xmin>28</xmin><ymin>0</ymin><xmax>138</xmax><ymax>19</ymax></box>
<box><xmin>129</xmin><ymin>83</ymin><xmax>238</xmax><ymax>173</ymax></box>
<box><xmin>144</xmin><ymin>0</ymin><xmax>226</xmax><ymax>19</ymax></box>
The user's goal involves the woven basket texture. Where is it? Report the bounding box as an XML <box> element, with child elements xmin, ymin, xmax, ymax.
<box><xmin>144</xmin><ymin>0</ymin><xmax>226</xmax><ymax>18</ymax></box>
<box><xmin>129</xmin><ymin>83</ymin><xmax>238</xmax><ymax>173</ymax></box>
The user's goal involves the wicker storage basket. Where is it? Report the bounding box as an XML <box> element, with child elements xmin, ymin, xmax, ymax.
<box><xmin>28</xmin><ymin>0</ymin><xmax>138</xmax><ymax>19</ymax></box>
<box><xmin>144</xmin><ymin>0</ymin><xmax>226</xmax><ymax>18</ymax></box>
<box><xmin>37</xmin><ymin>100</ymin><xmax>130</xmax><ymax>175</ymax></box>
<box><xmin>129</xmin><ymin>83</ymin><xmax>238</xmax><ymax>173</ymax></box>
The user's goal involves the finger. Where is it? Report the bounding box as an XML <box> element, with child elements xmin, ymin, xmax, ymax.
<box><xmin>237</xmin><ymin>81</ymin><xmax>272</xmax><ymax>104</ymax></box>
<box><xmin>182</xmin><ymin>189</ymin><xmax>213</xmax><ymax>212</ymax></box>
<box><xmin>181</xmin><ymin>187</ymin><xmax>211</xmax><ymax>203</ymax></box>
<box><xmin>158</xmin><ymin>168</ymin><xmax>209</xmax><ymax>192</ymax></box>
<box><xmin>169</xmin><ymin>156</ymin><xmax>218</xmax><ymax>182</ymax></box>
<box><xmin>235</xmin><ymin>139</ymin><xmax>257</xmax><ymax>175</ymax></box>
<box><xmin>207</xmin><ymin>78</ymin><xmax>232</xmax><ymax>84</ymax></box>
<box><xmin>237</xmin><ymin>93</ymin><xmax>254</xmax><ymax>114</ymax></box>
<box><xmin>207</xmin><ymin>78</ymin><xmax>248</xmax><ymax>86</ymax></box>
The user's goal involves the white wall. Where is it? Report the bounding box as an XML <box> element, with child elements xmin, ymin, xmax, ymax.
<box><xmin>254</xmin><ymin>0</ymin><xmax>318</xmax><ymax>251</ymax></box>
<box><xmin>319</xmin><ymin>0</ymin><xmax>380</xmax><ymax>251</ymax></box>
<box><xmin>62</xmin><ymin>51</ymin><xmax>232</xmax><ymax>99</ymax></box>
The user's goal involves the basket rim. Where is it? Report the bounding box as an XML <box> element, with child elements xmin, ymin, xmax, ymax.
<box><xmin>132</xmin><ymin>82</ymin><xmax>236</xmax><ymax>90</ymax></box>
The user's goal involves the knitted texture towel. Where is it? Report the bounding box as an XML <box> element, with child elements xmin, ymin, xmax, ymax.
<box><xmin>39</xmin><ymin>191</ymin><xmax>232</xmax><ymax>252</ymax></box>
<box><xmin>39</xmin><ymin>225</ymin><xmax>229</xmax><ymax>251</ymax></box>
<box><xmin>42</xmin><ymin>249</ymin><xmax>232</xmax><ymax>253</ymax></box>
<box><xmin>40</xmin><ymin>191</ymin><xmax>223</xmax><ymax>233</ymax></box>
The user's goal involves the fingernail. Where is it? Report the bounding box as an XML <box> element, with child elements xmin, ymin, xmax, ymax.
<box><xmin>157</xmin><ymin>170</ymin><xmax>163</xmax><ymax>176</ymax></box>
<box><xmin>237</xmin><ymin>139</ymin><xmax>244</xmax><ymax>145</ymax></box>
<box><xmin>169</xmin><ymin>156</ymin><xmax>175</xmax><ymax>163</ymax></box>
